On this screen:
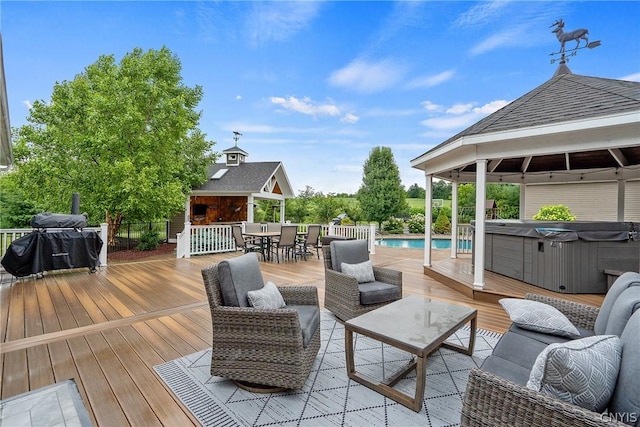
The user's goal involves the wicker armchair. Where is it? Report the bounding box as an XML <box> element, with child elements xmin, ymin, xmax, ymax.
<box><xmin>322</xmin><ymin>239</ymin><xmax>402</xmax><ymax>321</ymax></box>
<box><xmin>201</xmin><ymin>254</ymin><xmax>321</xmax><ymax>390</ymax></box>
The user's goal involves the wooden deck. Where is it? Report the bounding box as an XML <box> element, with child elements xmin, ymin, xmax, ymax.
<box><xmin>1</xmin><ymin>247</ymin><xmax>604</xmax><ymax>426</ymax></box>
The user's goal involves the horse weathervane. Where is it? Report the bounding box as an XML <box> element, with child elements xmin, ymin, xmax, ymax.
<box><xmin>232</xmin><ymin>131</ymin><xmax>242</xmax><ymax>146</ymax></box>
<box><xmin>549</xmin><ymin>19</ymin><xmax>601</xmax><ymax>64</ymax></box>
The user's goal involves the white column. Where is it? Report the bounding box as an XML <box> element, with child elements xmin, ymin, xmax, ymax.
<box><xmin>519</xmin><ymin>184</ymin><xmax>526</xmax><ymax>220</ymax></box>
<box><xmin>450</xmin><ymin>180</ymin><xmax>458</xmax><ymax>259</ymax></box>
<box><xmin>617</xmin><ymin>180</ymin><xmax>626</xmax><ymax>221</ymax></box>
<box><xmin>184</xmin><ymin>196</ymin><xmax>191</xmax><ymax>222</ymax></box>
<box><xmin>99</xmin><ymin>223</ymin><xmax>108</xmax><ymax>267</ymax></box>
<box><xmin>424</xmin><ymin>174</ymin><xmax>433</xmax><ymax>267</ymax></box>
<box><xmin>369</xmin><ymin>224</ymin><xmax>376</xmax><ymax>254</ymax></box>
<box><xmin>280</xmin><ymin>200</ymin><xmax>285</xmax><ymax>223</ymax></box>
<box><xmin>247</xmin><ymin>195</ymin><xmax>255</xmax><ymax>223</ymax></box>
<box><xmin>473</xmin><ymin>160</ymin><xmax>487</xmax><ymax>289</ymax></box>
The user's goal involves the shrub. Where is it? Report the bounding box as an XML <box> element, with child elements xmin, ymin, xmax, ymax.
<box><xmin>407</xmin><ymin>214</ymin><xmax>426</xmax><ymax>233</ymax></box>
<box><xmin>433</xmin><ymin>210</ymin><xmax>452</xmax><ymax>234</ymax></box>
<box><xmin>533</xmin><ymin>204</ymin><xmax>576</xmax><ymax>221</ymax></box>
<box><xmin>382</xmin><ymin>216</ymin><xmax>404</xmax><ymax>234</ymax></box>
<box><xmin>138</xmin><ymin>229</ymin><xmax>160</xmax><ymax>251</ymax></box>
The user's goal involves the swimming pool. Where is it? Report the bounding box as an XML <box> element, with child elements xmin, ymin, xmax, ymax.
<box><xmin>376</xmin><ymin>238</ymin><xmax>472</xmax><ymax>250</ymax></box>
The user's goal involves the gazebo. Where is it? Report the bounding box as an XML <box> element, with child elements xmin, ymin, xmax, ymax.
<box><xmin>410</xmin><ymin>63</ymin><xmax>640</xmax><ymax>288</ymax></box>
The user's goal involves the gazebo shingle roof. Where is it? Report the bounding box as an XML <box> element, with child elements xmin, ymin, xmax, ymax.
<box><xmin>194</xmin><ymin>162</ymin><xmax>283</xmax><ymax>193</ymax></box>
<box><xmin>430</xmin><ymin>72</ymin><xmax>640</xmax><ymax>154</ymax></box>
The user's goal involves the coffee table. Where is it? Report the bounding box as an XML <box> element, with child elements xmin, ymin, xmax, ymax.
<box><xmin>344</xmin><ymin>295</ymin><xmax>477</xmax><ymax>412</ymax></box>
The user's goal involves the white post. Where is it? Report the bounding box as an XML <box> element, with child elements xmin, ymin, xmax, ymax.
<box><xmin>328</xmin><ymin>222</ymin><xmax>335</xmax><ymax>236</ymax></box>
<box><xmin>99</xmin><ymin>223</ymin><xmax>108</xmax><ymax>267</ymax></box>
<box><xmin>450</xmin><ymin>180</ymin><xmax>458</xmax><ymax>259</ymax></box>
<box><xmin>369</xmin><ymin>224</ymin><xmax>376</xmax><ymax>254</ymax></box>
<box><xmin>519</xmin><ymin>184</ymin><xmax>526</xmax><ymax>220</ymax></box>
<box><xmin>182</xmin><ymin>221</ymin><xmax>192</xmax><ymax>259</ymax></box>
<box><xmin>248</xmin><ymin>195</ymin><xmax>255</xmax><ymax>223</ymax></box>
<box><xmin>617</xmin><ymin>180</ymin><xmax>626</xmax><ymax>222</ymax></box>
<box><xmin>184</xmin><ymin>196</ymin><xmax>191</xmax><ymax>223</ymax></box>
<box><xmin>473</xmin><ymin>160</ymin><xmax>487</xmax><ymax>289</ymax></box>
<box><xmin>279</xmin><ymin>200</ymin><xmax>285</xmax><ymax>223</ymax></box>
<box><xmin>424</xmin><ymin>174</ymin><xmax>433</xmax><ymax>267</ymax></box>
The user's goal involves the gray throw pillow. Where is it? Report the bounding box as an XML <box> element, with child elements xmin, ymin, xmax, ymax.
<box><xmin>499</xmin><ymin>298</ymin><xmax>580</xmax><ymax>338</ymax></box>
<box><xmin>247</xmin><ymin>281</ymin><xmax>286</xmax><ymax>309</ymax></box>
<box><xmin>341</xmin><ymin>260</ymin><xmax>375</xmax><ymax>283</ymax></box>
<box><xmin>526</xmin><ymin>335</ymin><xmax>621</xmax><ymax>413</ymax></box>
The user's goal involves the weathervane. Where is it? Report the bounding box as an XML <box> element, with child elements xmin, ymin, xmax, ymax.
<box><xmin>232</xmin><ymin>131</ymin><xmax>242</xmax><ymax>146</ymax></box>
<box><xmin>549</xmin><ymin>19</ymin><xmax>601</xmax><ymax>64</ymax></box>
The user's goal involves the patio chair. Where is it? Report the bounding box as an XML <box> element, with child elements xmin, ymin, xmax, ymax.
<box><xmin>270</xmin><ymin>225</ymin><xmax>299</xmax><ymax>263</ymax></box>
<box><xmin>297</xmin><ymin>224</ymin><xmax>322</xmax><ymax>260</ymax></box>
<box><xmin>322</xmin><ymin>239</ymin><xmax>402</xmax><ymax>321</ymax></box>
<box><xmin>232</xmin><ymin>225</ymin><xmax>261</xmax><ymax>256</ymax></box>
<box><xmin>201</xmin><ymin>253</ymin><xmax>321</xmax><ymax>390</ymax></box>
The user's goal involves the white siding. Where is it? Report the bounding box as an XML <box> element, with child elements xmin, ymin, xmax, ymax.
<box><xmin>625</xmin><ymin>180</ymin><xmax>640</xmax><ymax>221</ymax></box>
<box><xmin>525</xmin><ymin>182</ymin><xmax>619</xmax><ymax>220</ymax></box>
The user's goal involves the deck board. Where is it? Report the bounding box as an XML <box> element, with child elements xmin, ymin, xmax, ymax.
<box><xmin>1</xmin><ymin>246</ymin><xmax>607</xmax><ymax>426</ymax></box>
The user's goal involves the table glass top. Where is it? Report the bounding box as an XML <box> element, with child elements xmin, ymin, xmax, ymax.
<box><xmin>345</xmin><ymin>295</ymin><xmax>476</xmax><ymax>350</ymax></box>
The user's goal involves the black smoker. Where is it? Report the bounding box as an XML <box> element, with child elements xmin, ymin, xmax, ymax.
<box><xmin>1</xmin><ymin>195</ymin><xmax>103</xmax><ymax>278</ymax></box>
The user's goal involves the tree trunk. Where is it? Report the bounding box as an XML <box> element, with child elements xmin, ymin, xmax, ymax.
<box><xmin>105</xmin><ymin>212</ymin><xmax>123</xmax><ymax>246</ymax></box>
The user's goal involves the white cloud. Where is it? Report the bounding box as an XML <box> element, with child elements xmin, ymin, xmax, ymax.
<box><xmin>341</xmin><ymin>113</ymin><xmax>360</xmax><ymax>124</ymax></box>
<box><xmin>247</xmin><ymin>2</ymin><xmax>320</xmax><ymax>46</ymax></box>
<box><xmin>421</xmin><ymin>101</ymin><xmax>441</xmax><ymax>112</ymax></box>
<box><xmin>619</xmin><ymin>72</ymin><xmax>640</xmax><ymax>82</ymax></box>
<box><xmin>328</xmin><ymin>58</ymin><xmax>406</xmax><ymax>93</ymax></box>
<box><xmin>23</xmin><ymin>100</ymin><xmax>33</xmax><ymax>110</ymax></box>
<box><xmin>269</xmin><ymin>96</ymin><xmax>340</xmax><ymax>118</ymax></box>
<box><xmin>446</xmin><ymin>103</ymin><xmax>474</xmax><ymax>114</ymax></box>
<box><xmin>236</xmin><ymin>95</ymin><xmax>242</xmax><ymax>100</ymax></box>
<box><xmin>469</xmin><ymin>26</ymin><xmax>528</xmax><ymax>56</ymax></box>
<box><xmin>406</xmin><ymin>70</ymin><xmax>455</xmax><ymax>89</ymax></box>
<box><xmin>422</xmin><ymin>100</ymin><xmax>510</xmax><ymax>131</ymax></box>
<box><xmin>473</xmin><ymin>100</ymin><xmax>509</xmax><ymax>114</ymax></box>
<box><xmin>454</xmin><ymin>1</ymin><xmax>513</xmax><ymax>29</ymax></box>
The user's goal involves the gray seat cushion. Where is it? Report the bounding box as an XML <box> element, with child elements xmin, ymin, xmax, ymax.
<box><xmin>288</xmin><ymin>305</ymin><xmax>320</xmax><ymax>347</ymax></box>
<box><xmin>603</xmin><ymin>286</ymin><xmax>640</xmax><ymax>337</ymax></box>
<box><xmin>609</xmin><ymin>309</ymin><xmax>640</xmax><ymax>424</ymax></box>
<box><xmin>218</xmin><ymin>254</ymin><xmax>264</xmax><ymax>307</ymax></box>
<box><xmin>491</xmin><ymin>330</ymin><xmax>551</xmax><ymax>371</ymax></box>
<box><xmin>358</xmin><ymin>281</ymin><xmax>401</xmax><ymax>305</ymax></box>
<box><xmin>330</xmin><ymin>239</ymin><xmax>369</xmax><ymax>272</ymax></box>
<box><xmin>508</xmin><ymin>324</ymin><xmax>594</xmax><ymax>345</ymax></box>
<box><xmin>594</xmin><ymin>272</ymin><xmax>640</xmax><ymax>335</ymax></box>
<box><xmin>481</xmin><ymin>355</ymin><xmax>532</xmax><ymax>385</ymax></box>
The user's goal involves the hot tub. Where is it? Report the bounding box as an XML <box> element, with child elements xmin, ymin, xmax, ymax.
<box><xmin>473</xmin><ymin>220</ymin><xmax>640</xmax><ymax>294</ymax></box>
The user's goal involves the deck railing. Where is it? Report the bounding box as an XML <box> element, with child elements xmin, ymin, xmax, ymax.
<box><xmin>457</xmin><ymin>224</ymin><xmax>473</xmax><ymax>254</ymax></box>
<box><xmin>174</xmin><ymin>222</ymin><xmax>377</xmax><ymax>258</ymax></box>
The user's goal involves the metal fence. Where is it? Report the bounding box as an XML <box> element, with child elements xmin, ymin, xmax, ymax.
<box><xmin>108</xmin><ymin>221</ymin><xmax>169</xmax><ymax>252</ymax></box>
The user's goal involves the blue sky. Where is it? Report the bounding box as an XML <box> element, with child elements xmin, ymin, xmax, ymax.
<box><xmin>3</xmin><ymin>1</ymin><xmax>639</xmax><ymax>195</ymax></box>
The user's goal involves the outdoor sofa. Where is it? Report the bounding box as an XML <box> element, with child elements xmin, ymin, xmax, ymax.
<box><xmin>461</xmin><ymin>272</ymin><xmax>640</xmax><ymax>426</ymax></box>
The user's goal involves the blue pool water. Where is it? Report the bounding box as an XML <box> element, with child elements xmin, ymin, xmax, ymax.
<box><xmin>376</xmin><ymin>238</ymin><xmax>472</xmax><ymax>250</ymax></box>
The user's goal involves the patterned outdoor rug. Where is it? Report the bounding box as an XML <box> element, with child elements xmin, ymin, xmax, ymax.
<box><xmin>154</xmin><ymin>311</ymin><xmax>501</xmax><ymax>427</ymax></box>
<box><xmin>0</xmin><ymin>379</ymin><xmax>92</xmax><ymax>427</ymax></box>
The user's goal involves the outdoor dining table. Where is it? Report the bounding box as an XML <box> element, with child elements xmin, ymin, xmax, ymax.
<box><xmin>244</xmin><ymin>230</ymin><xmax>307</xmax><ymax>262</ymax></box>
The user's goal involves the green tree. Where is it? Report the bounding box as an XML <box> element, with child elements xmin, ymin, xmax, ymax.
<box><xmin>313</xmin><ymin>193</ymin><xmax>341</xmax><ymax>224</ymax></box>
<box><xmin>285</xmin><ymin>186</ymin><xmax>316</xmax><ymax>223</ymax></box>
<box><xmin>0</xmin><ymin>174</ymin><xmax>41</xmax><ymax>228</ymax></box>
<box><xmin>356</xmin><ymin>146</ymin><xmax>408</xmax><ymax>227</ymax></box>
<box><xmin>406</xmin><ymin>183</ymin><xmax>425</xmax><ymax>198</ymax></box>
<box><xmin>432</xmin><ymin>180</ymin><xmax>452</xmax><ymax>200</ymax></box>
<box><xmin>433</xmin><ymin>209</ymin><xmax>452</xmax><ymax>234</ymax></box>
<box><xmin>10</xmin><ymin>47</ymin><xmax>216</xmax><ymax>242</ymax></box>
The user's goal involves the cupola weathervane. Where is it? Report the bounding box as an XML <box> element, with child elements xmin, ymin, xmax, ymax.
<box><xmin>549</xmin><ymin>19</ymin><xmax>601</xmax><ymax>64</ymax></box>
<box><xmin>232</xmin><ymin>131</ymin><xmax>242</xmax><ymax>146</ymax></box>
